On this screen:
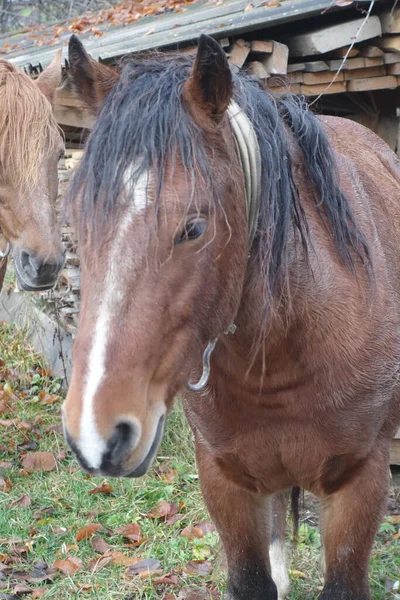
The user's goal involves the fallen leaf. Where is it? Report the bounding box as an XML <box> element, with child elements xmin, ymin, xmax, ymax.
<box><xmin>124</xmin><ymin>558</ymin><xmax>161</xmax><ymax>579</ymax></box>
<box><xmin>109</xmin><ymin>552</ymin><xmax>142</xmax><ymax>567</ymax></box>
<box><xmin>90</xmin><ymin>537</ymin><xmax>110</xmax><ymax>554</ymax></box>
<box><xmin>147</xmin><ymin>501</ymin><xmax>178</xmax><ymax>521</ymax></box>
<box><xmin>88</xmin><ymin>555</ymin><xmax>113</xmax><ymax>573</ymax></box>
<box><xmin>178</xmin><ymin>588</ymin><xmax>211</xmax><ymax>600</ymax></box>
<box><xmin>53</xmin><ymin>556</ymin><xmax>83</xmax><ymax>575</ymax></box>
<box><xmin>89</xmin><ymin>481</ymin><xmax>113</xmax><ymax>495</ymax></box>
<box><xmin>153</xmin><ymin>573</ymin><xmax>179</xmax><ymax>586</ymax></box>
<box><xmin>0</xmin><ymin>462</ymin><xmax>12</xmax><ymax>470</ymax></box>
<box><xmin>12</xmin><ymin>583</ymin><xmax>31</xmax><ymax>594</ymax></box>
<box><xmin>184</xmin><ymin>561</ymin><xmax>212</xmax><ymax>576</ymax></box>
<box><xmin>195</xmin><ymin>523</ymin><xmax>215</xmax><ymax>536</ymax></box>
<box><xmin>289</xmin><ymin>569</ymin><xmax>307</xmax><ymax>579</ymax></box>
<box><xmin>21</xmin><ymin>452</ymin><xmax>56</xmax><ymax>473</ymax></box>
<box><xmin>166</xmin><ymin>514</ymin><xmax>184</xmax><ymax>526</ymax></box>
<box><xmin>6</xmin><ymin>496</ymin><xmax>31</xmax><ymax>509</ymax></box>
<box><xmin>17</xmin><ymin>441</ymin><xmax>38</xmax><ymax>452</ymax></box>
<box><xmin>31</xmin><ymin>590</ymin><xmax>47</xmax><ymax>599</ymax></box>
<box><xmin>181</xmin><ymin>526</ymin><xmax>204</xmax><ymax>540</ymax></box>
<box><xmin>0</xmin><ymin>477</ymin><xmax>12</xmax><ymax>493</ymax></box>
<box><xmin>115</xmin><ymin>523</ymin><xmax>142</xmax><ymax>543</ymax></box>
<box><xmin>388</xmin><ymin>516</ymin><xmax>400</xmax><ymax>525</ymax></box>
<box><xmin>76</xmin><ymin>523</ymin><xmax>102</xmax><ymax>541</ymax></box>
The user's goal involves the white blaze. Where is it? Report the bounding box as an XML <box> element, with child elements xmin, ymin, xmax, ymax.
<box><xmin>79</xmin><ymin>166</ymin><xmax>150</xmax><ymax>469</ymax></box>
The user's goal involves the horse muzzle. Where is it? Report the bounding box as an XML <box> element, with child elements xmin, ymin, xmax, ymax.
<box><xmin>13</xmin><ymin>247</ymin><xmax>65</xmax><ymax>291</ymax></box>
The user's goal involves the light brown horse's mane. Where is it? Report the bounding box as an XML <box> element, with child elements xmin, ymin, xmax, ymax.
<box><xmin>0</xmin><ymin>60</ymin><xmax>61</xmax><ymax>191</ymax></box>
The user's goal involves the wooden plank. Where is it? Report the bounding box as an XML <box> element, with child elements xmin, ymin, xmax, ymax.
<box><xmin>344</xmin><ymin>66</ymin><xmax>387</xmax><ymax>80</ymax></box>
<box><xmin>304</xmin><ymin>61</ymin><xmax>329</xmax><ymax>73</ymax></box>
<box><xmin>328</xmin><ymin>46</ymin><xmax>359</xmax><ymax>58</ymax></box>
<box><xmin>327</xmin><ymin>57</ymin><xmax>365</xmax><ymax>71</ymax></box>
<box><xmin>303</xmin><ymin>71</ymin><xmax>344</xmax><ymax>85</ymax></box>
<box><xmin>390</xmin><ymin>438</ymin><xmax>400</xmax><ymax>466</ymax></box>
<box><xmin>250</xmin><ymin>40</ymin><xmax>273</xmax><ymax>54</ymax></box>
<box><xmin>287</xmin><ymin>16</ymin><xmax>382</xmax><ymax>57</ymax></box>
<box><xmin>358</xmin><ymin>45</ymin><xmax>384</xmax><ymax>58</ymax></box>
<box><xmin>347</xmin><ymin>75</ymin><xmax>397</xmax><ymax>93</ymax></box>
<box><xmin>261</xmin><ymin>41</ymin><xmax>289</xmax><ymax>75</ymax></box>
<box><xmin>395</xmin><ymin>428</ymin><xmax>400</xmax><ymax>439</ymax></box>
<box><xmin>53</xmin><ymin>106</ymin><xmax>94</xmax><ymax>129</ymax></box>
<box><xmin>300</xmin><ymin>81</ymin><xmax>347</xmax><ymax>96</ymax></box>
<box><xmin>381</xmin><ymin>9</ymin><xmax>400</xmax><ymax>35</ymax></box>
<box><xmin>384</xmin><ymin>52</ymin><xmax>400</xmax><ymax>64</ymax></box>
<box><xmin>247</xmin><ymin>61</ymin><xmax>269</xmax><ymax>79</ymax></box>
<box><xmin>379</xmin><ymin>36</ymin><xmax>400</xmax><ymax>53</ymax></box>
<box><xmin>387</xmin><ymin>63</ymin><xmax>400</xmax><ymax>75</ymax></box>
<box><xmin>287</xmin><ymin>63</ymin><xmax>306</xmax><ymax>73</ymax></box>
<box><xmin>271</xmin><ymin>83</ymin><xmax>301</xmax><ymax>95</ymax></box>
<box><xmin>228</xmin><ymin>39</ymin><xmax>250</xmax><ymax>68</ymax></box>
<box><xmin>364</xmin><ymin>57</ymin><xmax>384</xmax><ymax>67</ymax></box>
<box><xmin>288</xmin><ymin>71</ymin><xmax>304</xmax><ymax>84</ymax></box>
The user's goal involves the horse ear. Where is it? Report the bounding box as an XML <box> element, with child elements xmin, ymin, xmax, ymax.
<box><xmin>185</xmin><ymin>35</ymin><xmax>233</xmax><ymax>120</ymax></box>
<box><xmin>35</xmin><ymin>49</ymin><xmax>62</xmax><ymax>105</ymax></box>
<box><xmin>68</xmin><ymin>34</ymin><xmax>119</xmax><ymax>113</ymax></box>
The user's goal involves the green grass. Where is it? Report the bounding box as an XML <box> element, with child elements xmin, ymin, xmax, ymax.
<box><xmin>0</xmin><ymin>321</ymin><xmax>398</xmax><ymax>599</ymax></box>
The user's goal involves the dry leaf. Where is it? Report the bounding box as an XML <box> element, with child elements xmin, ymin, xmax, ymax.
<box><xmin>184</xmin><ymin>561</ymin><xmax>212</xmax><ymax>576</ymax></box>
<box><xmin>90</xmin><ymin>536</ymin><xmax>110</xmax><ymax>554</ymax></box>
<box><xmin>124</xmin><ymin>558</ymin><xmax>161</xmax><ymax>579</ymax></box>
<box><xmin>89</xmin><ymin>481</ymin><xmax>113</xmax><ymax>495</ymax></box>
<box><xmin>31</xmin><ymin>590</ymin><xmax>47</xmax><ymax>599</ymax></box>
<box><xmin>6</xmin><ymin>496</ymin><xmax>31</xmax><ymax>509</ymax></box>
<box><xmin>21</xmin><ymin>452</ymin><xmax>56</xmax><ymax>473</ymax></box>
<box><xmin>181</xmin><ymin>526</ymin><xmax>204</xmax><ymax>540</ymax></box>
<box><xmin>153</xmin><ymin>573</ymin><xmax>179</xmax><ymax>586</ymax></box>
<box><xmin>0</xmin><ymin>477</ymin><xmax>12</xmax><ymax>493</ymax></box>
<box><xmin>109</xmin><ymin>552</ymin><xmax>142</xmax><ymax>567</ymax></box>
<box><xmin>115</xmin><ymin>523</ymin><xmax>142</xmax><ymax>543</ymax></box>
<box><xmin>88</xmin><ymin>555</ymin><xmax>113</xmax><ymax>573</ymax></box>
<box><xmin>76</xmin><ymin>523</ymin><xmax>102</xmax><ymax>541</ymax></box>
<box><xmin>12</xmin><ymin>583</ymin><xmax>31</xmax><ymax>594</ymax></box>
<box><xmin>146</xmin><ymin>500</ymin><xmax>178</xmax><ymax>521</ymax></box>
<box><xmin>53</xmin><ymin>556</ymin><xmax>83</xmax><ymax>575</ymax></box>
<box><xmin>165</xmin><ymin>514</ymin><xmax>184</xmax><ymax>526</ymax></box>
<box><xmin>17</xmin><ymin>441</ymin><xmax>38</xmax><ymax>452</ymax></box>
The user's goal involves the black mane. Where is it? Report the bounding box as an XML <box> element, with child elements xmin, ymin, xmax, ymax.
<box><xmin>69</xmin><ymin>51</ymin><xmax>369</xmax><ymax>294</ymax></box>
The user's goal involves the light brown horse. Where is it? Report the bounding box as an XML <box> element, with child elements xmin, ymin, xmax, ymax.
<box><xmin>63</xmin><ymin>34</ymin><xmax>400</xmax><ymax>600</ymax></box>
<box><xmin>0</xmin><ymin>53</ymin><xmax>65</xmax><ymax>292</ymax></box>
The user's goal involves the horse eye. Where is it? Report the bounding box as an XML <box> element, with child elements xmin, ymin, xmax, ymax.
<box><xmin>175</xmin><ymin>219</ymin><xmax>207</xmax><ymax>245</ymax></box>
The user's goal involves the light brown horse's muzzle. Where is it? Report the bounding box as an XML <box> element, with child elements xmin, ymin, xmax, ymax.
<box><xmin>63</xmin><ymin>411</ymin><xmax>165</xmax><ymax>478</ymax></box>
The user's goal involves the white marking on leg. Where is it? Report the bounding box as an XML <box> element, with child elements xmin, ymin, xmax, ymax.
<box><xmin>270</xmin><ymin>540</ymin><xmax>290</xmax><ymax>600</ymax></box>
<box><xmin>79</xmin><ymin>165</ymin><xmax>150</xmax><ymax>469</ymax></box>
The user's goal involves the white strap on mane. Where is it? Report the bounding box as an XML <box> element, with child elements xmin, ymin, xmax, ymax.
<box><xmin>227</xmin><ymin>101</ymin><xmax>261</xmax><ymax>249</ymax></box>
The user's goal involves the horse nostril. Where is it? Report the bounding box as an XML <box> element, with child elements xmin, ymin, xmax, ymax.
<box><xmin>104</xmin><ymin>422</ymin><xmax>138</xmax><ymax>466</ymax></box>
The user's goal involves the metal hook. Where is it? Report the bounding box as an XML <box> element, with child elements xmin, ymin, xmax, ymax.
<box><xmin>187</xmin><ymin>338</ymin><xmax>218</xmax><ymax>392</ymax></box>
<box><xmin>0</xmin><ymin>242</ymin><xmax>10</xmax><ymax>259</ymax></box>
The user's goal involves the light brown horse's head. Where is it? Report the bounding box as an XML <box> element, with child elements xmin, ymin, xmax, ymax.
<box><xmin>0</xmin><ymin>52</ymin><xmax>65</xmax><ymax>291</ymax></box>
<box><xmin>63</xmin><ymin>35</ymin><xmax>247</xmax><ymax>476</ymax></box>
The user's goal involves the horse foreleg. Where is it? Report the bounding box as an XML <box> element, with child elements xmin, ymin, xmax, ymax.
<box><xmin>270</xmin><ymin>492</ymin><xmax>290</xmax><ymax>600</ymax></box>
<box><xmin>319</xmin><ymin>444</ymin><xmax>390</xmax><ymax>600</ymax></box>
<box><xmin>195</xmin><ymin>439</ymin><xmax>278</xmax><ymax>600</ymax></box>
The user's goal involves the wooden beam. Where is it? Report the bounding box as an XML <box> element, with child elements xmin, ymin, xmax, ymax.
<box><xmin>381</xmin><ymin>9</ymin><xmax>400</xmax><ymax>35</ymax></box>
<box><xmin>347</xmin><ymin>75</ymin><xmax>397</xmax><ymax>93</ymax></box>
<box><xmin>229</xmin><ymin>39</ymin><xmax>250</xmax><ymax>68</ymax></box>
<box><xmin>247</xmin><ymin>61</ymin><xmax>269</xmax><ymax>79</ymax></box>
<box><xmin>250</xmin><ymin>40</ymin><xmax>273</xmax><ymax>54</ymax></box>
<box><xmin>287</xmin><ymin>16</ymin><xmax>382</xmax><ymax>57</ymax></box>
<box><xmin>344</xmin><ymin>66</ymin><xmax>387</xmax><ymax>80</ymax></box>
<box><xmin>300</xmin><ymin>81</ymin><xmax>347</xmax><ymax>96</ymax></box>
<box><xmin>303</xmin><ymin>71</ymin><xmax>344</xmax><ymax>85</ymax></box>
<box><xmin>379</xmin><ymin>36</ymin><xmax>400</xmax><ymax>53</ymax></box>
<box><xmin>260</xmin><ymin>41</ymin><xmax>289</xmax><ymax>75</ymax></box>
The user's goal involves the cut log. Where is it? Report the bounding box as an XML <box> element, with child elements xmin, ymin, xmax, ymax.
<box><xmin>304</xmin><ymin>61</ymin><xmax>329</xmax><ymax>72</ymax></box>
<box><xmin>379</xmin><ymin>36</ymin><xmax>400</xmax><ymax>53</ymax></box>
<box><xmin>347</xmin><ymin>75</ymin><xmax>397</xmax><ymax>92</ymax></box>
<box><xmin>344</xmin><ymin>65</ymin><xmax>387</xmax><ymax>80</ymax></box>
<box><xmin>300</xmin><ymin>82</ymin><xmax>347</xmax><ymax>96</ymax></box>
<box><xmin>380</xmin><ymin>10</ymin><xmax>400</xmax><ymax>35</ymax></box>
<box><xmin>327</xmin><ymin>57</ymin><xmax>365</xmax><ymax>71</ymax></box>
<box><xmin>303</xmin><ymin>71</ymin><xmax>344</xmax><ymax>85</ymax></box>
<box><xmin>260</xmin><ymin>41</ymin><xmax>289</xmax><ymax>75</ymax></box>
<box><xmin>247</xmin><ymin>61</ymin><xmax>269</xmax><ymax>79</ymax></box>
<box><xmin>250</xmin><ymin>40</ymin><xmax>273</xmax><ymax>54</ymax></box>
<box><xmin>287</xmin><ymin>16</ymin><xmax>382</xmax><ymax>57</ymax></box>
<box><xmin>228</xmin><ymin>39</ymin><xmax>250</xmax><ymax>68</ymax></box>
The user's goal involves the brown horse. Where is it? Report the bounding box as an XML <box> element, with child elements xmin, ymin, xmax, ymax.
<box><xmin>0</xmin><ymin>53</ymin><xmax>65</xmax><ymax>292</ymax></box>
<box><xmin>63</xmin><ymin>34</ymin><xmax>400</xmax><ymax>600</ymax></box>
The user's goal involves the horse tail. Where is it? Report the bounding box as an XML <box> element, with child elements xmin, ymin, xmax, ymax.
<box><xmin>291</xmin><ymin>486</ymin><xmax>301</xmax><ymax>546</ymax></box>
